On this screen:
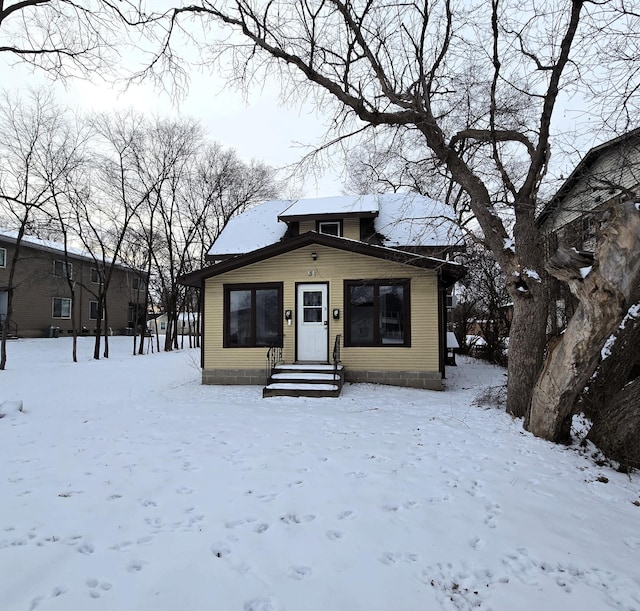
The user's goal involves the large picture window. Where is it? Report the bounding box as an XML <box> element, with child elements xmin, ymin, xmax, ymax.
<box><xmin>224</xmin><ymin>283</ymin><xmax>283</xmax><ymax>348</ymax></box>
<box><xmin>52</xmin><ymin>297</ymin><xmax>72</xmax><ymax>319</ymax></box>
<box><xmin>345</xmin><ymin>279</ymin><xmax>410</xmax><ymax>346</ymax></box>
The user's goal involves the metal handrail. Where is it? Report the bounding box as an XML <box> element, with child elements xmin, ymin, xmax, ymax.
<box><xmin>332</xmin><ymin>334</ymin><xmax>341</xmax><ymax>382</ymax></box>
<box><xmin>266</xmin><ymin>344</ymin><xmax>283</xmax><ymax>385</ymax></box>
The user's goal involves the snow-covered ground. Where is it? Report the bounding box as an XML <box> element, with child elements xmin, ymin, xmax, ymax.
<box><xmin>1</xmin><ymin>338</ymin><xmax>638</xmax><ymax>611</ymax></box>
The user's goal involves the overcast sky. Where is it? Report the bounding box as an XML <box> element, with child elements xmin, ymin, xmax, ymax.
<box><xmin>0</xmin><ymin>53</ymin><xmax>341</xmax><ymax>199</ymax></box>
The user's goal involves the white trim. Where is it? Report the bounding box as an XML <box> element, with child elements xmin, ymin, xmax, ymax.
<box><xmin>52</xmin><ymin>297</ymin><xmax>72</xmax><ymax>319</ymax></box>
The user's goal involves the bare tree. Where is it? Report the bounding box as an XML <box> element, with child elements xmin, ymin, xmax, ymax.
<box><xmin>73</xmin><ymin>110</ymin><xmax>155</xmax><ymax>360</ymax></box>
<box><xmin>452</xmin><ymin>244</ymin><xmax>511</xmax><ymax>366</ymax></box>
<box><xmin>125</xmin><ymin>1</ymin><xmax>640</xmax><ymax>442</ymax></box>
<box><xmin>0</xmin><ymin>1</ymin><xmax>137</xmax><ymax>79</ymax></box>
<box><xmin>0</xmin><ymin>88</ymin><xmax>67</xmax><ymax>369</ymax></box>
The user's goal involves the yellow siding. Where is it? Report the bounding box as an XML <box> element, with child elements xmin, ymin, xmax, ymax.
<box><xmin>204</xmin><ymin>244</ymin><xmax>440</xmax><ymax>373</ymax></box>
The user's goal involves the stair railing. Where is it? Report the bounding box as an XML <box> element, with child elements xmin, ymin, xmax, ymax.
<box><xmin>332</xmin><ymin>334</ymin><xmax>341</xmax><ymax>382</ymax></box>
<box><xmin>265</xmin><ymin>344</ymin><xmax>283</xmax><ymax>385</ymax></box>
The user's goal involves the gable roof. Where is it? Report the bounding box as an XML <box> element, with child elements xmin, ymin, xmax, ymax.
<box><xmin>208</xmin><ymin>193</ymin><xmax>462</xmax><ymax>258</ymax></box>
<box><xmin>180</xmin><ymin>231</ymin><xmax>465</xmax><ymax>289</ymax></box>
<box><xmin>538</xmin><ymin>128</ymin><xmax>640</xmax><ymax>227</ymax></box>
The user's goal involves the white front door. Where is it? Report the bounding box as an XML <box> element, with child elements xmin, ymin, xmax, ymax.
<box><xmin>297</xmin><ymin>283</ymin><xmax>328</xmax><ymax>361</ymax></box>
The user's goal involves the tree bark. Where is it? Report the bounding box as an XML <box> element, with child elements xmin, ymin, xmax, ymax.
<box><xmin>527</xmin><ymin>201</ymin><xmax>640</xmax><ymax>441</ymax></box>
<box><xmin>586</xmin><ymin>377</ymin><xmax>640</xmax><ymax>470</ymax></box>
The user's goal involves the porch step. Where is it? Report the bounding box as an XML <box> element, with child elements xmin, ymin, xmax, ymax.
<box><xmin>263</xmin><ymin>364</ymin><xmax>344</xmax><ymax>398</ymax></box>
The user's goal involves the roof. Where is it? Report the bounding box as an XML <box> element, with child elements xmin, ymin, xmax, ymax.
<box><xmin>0</xmin><ymin>229</ymin><xmax>138</xmax><ymax>273</ymax></box>
<box><xmin>208</xmin><ymin>193</ymin><xmax>462</xmax><ymax>258</ymax></box>
<box><xmin>180</xmin><ymin>231</ymin><xmax>465</xmax><ymax>288</ymax></box>
<box><xmin>538</xmin><ymin>127</ymin><xmax>640</xmax><ymax>226</ymax></box>
<box><xmin>278</xmin><ymin>194</ymin><xmax>379</xmax><ymax>221</ymax></box>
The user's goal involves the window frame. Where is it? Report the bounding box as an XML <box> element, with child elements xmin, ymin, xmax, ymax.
<box><xmin>52</xmin><ymin>297</ymin><xmax>72</xmax><ymax>319</ymax></box>
<box><xmin>0</xmin><ymin>247</ymin><xmax>6</xmax><ymax>268</ymax></box>
<box><xmin>130</xmin><ymin>275</ymin><xmax>145</xmax><ymax>291</ymax></box>
<box><xmin>89</xmin><ymin>300</ymin><xmax>99</xmax><ymax>320</ymax></box>
<box><xmin>317</xmin><ymin>220</ymin><xmax>343</xmax><ymax>237</ymax></box>
<box><xmin>223</xmin><ymin>282</ymin><xmax>283</xmax><ymax>348</ymax></box>
<box><xmin>90</xmin><ymin>268</ymin><xmax>102</xmax><ymax>284</ymax></box>
<box><xmin>53</xmin><ymin>260</ymin><xmax>73</xmax><ymax>279</ymax></box>
<box><xmin>344</xmin><ymin>279</ymin><xmax>411</xmax><ymax>347</ymax></box>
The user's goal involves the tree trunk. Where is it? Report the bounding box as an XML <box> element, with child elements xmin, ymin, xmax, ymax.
<box><xmin>506</xmin><ymin>294</ymin><xmax>549</xmax><ymax>417</ymax></box>
<box><xmin>527</xmin><ymin>201</ymin><xmax>640</xmax><ymax>441</ymax></box>
<box><xmin>581</xmin><ymin>300</ymin><xmax>640</xmax><ymax>469</ymax></box>
<box><xmin>586</xmin><ymin>377</ymin><xmax>640</xmax><ymax>470</ymax></box>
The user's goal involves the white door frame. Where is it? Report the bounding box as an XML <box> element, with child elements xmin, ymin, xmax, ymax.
<box><xmin>296</xmin><ymin>282</ymin><xmax>329</xmax><ymax>362</ymax></box>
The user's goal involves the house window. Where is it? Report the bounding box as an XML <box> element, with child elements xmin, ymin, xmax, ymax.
<box><xmin>53</xmin><ymin>260</ymin><xmax>73</xmax><ymax>279</ymax></box>
<box><xmin>318</xmin><ymin>221</ymin><xmax>342</xmax><ymax>236</ymax></box>
<box><xmin>0</xmin><ymin>247</ymin><xmax>6</xmax><ymax>268</ymax></box>
<box><xmin>160</xmin><ymin>321</ymin><xmax>166</xmax><ymax>331</ymax></box>
<box><xmin>90</xmin><ymin>268</ymin><xmax>102</xmax><ymax>284</ymax></box>
<box><xmin>224</xmin><ymin>283</ymin><xmax>283</xmax><ymax>348</ymax></box>
<box><xmin>52</xmin><ymin>297</ymin><xmax>72</xmax><ymax>319</ymax></box>
<box><xmin>89</xmin><ymin>300</ymin><xmax>99</xmax><ymax>320</ymax></box>
<box><xmin>130</xmin><ymin>276</ymin><xmax>145</xmax><ymax>291</ymax></box>
<box><xmin>345</xmin><ymin>279</ymin><xmax>410</xmax><ymax>346</ymax></box>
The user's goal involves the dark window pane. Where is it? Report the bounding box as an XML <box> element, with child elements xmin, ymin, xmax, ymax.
<box><xmin>303</xmin><ymin>290</ymin><xmax>323</xmax><ymax>323</ymax></box>
<box><xmin>319</xmin><ymin>222</ymin><xmax>340</xmax><ymax>236</ymax></box>
<box><xmin>350</xmin><ymin>285</ymin><xmax>374</xmax><ymax>343</ymax></box>
<box><xmin>303</xmin><ymin>308</ymin><xmax>322</xmax><ymax>323</ymax></box>
<box><xmin>379</xmin><ymin>285</ymin><xmax>404</xmax><ymax>344</ymax></box>
<box><xmin>229</xmin><ymin>289</ymin><xmax>252</xmax><ymax>346</ymax></box>
<box><xmin>255</xmin><ymin>288</ymin><xmax>279</xmax><ymax>345</ymax></box>
<box><xmin>303</xmin><ymin>291</ymin><xmax>322</xmax><ymax>306</ymax></box>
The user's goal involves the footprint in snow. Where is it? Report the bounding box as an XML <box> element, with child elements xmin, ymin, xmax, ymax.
<box><xmin>244</xmin><ymin>598</ymin><xmax>275</xmax><ymax>611</ymax></box>
<box><xmin>126</xmin><ymin>560</ymin><xmax>145</xmax><ymax>573</ymax></box>
<box><xmin>77</xmin><ymin>542</ymin><xmax>95</xmax><ymax>555</ymax></box>
<box><xmin>288</xmin><ymin>565</ymin><xmax>313</xmax><ymax>580</ymax></box>
<box><xmin>326</xmin><ymin>530</ymin><xmax>344</xmax><ymax>541</ymax></box>
<box><xmin>279</xmin><ymin>514</ymin><xmax>315</xmax><ymax>525</ymax></box>
<box><xmin>469</xmin><ymin>536</ymin><xmax>486</xmax><ymax>550</ymax></box>
<box><xmin>337</xmin><ymin>510</ymin><xmax>356</xmax><ymax>520</ymax></box>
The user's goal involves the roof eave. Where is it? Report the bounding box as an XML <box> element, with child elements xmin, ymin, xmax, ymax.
<box><xmin>179</xmin><ymin>231</ymin><xmax>465</xmax><ymax>288</ymax></box>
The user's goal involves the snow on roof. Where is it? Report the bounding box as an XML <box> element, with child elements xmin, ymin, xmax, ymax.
<box><xmin>279</xmin><ymin>194</ymin><xmax>379</xmax><ymax>218</ymax></box>
<box><xmin>0</xmin><ymin>228</ymin><xmax>93</xmax><ymax>260</ymax></box>
<box><xmin>373</xmin><ymin>193</ymin><xmax>462</xmax><ymax>247</ymax></box>
<box><xmin>207</xmin><ymin>199</ymin><xmax>290</xmax><ymax>258</ymax></box>
<box><xmin>208</xmin><ymin>193</ymin><xmax>462</xmax><ymax>257</ymax></box>
<box><xmin>0</xmin><ymin>228</ymin><xmax>135</xmax><ymax>271</ymax></box>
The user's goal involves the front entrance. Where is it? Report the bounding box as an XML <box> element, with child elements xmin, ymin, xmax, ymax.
<box><xmin>296</xmin><ymin>283</ymin><xmax>328</xmax><ymax>361</ymax></box>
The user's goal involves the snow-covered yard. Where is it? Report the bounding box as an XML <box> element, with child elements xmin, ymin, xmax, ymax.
<box><xmin>1</xmin><ymin>338</ymin><xmax>638</xmax><ymax>611</ymax></box>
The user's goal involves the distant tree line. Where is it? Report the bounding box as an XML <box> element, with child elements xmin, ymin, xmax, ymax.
<box><xmin>0</xmin><ymin>89</ymin><xmax>281</xmax><ymax>367</ymax></box>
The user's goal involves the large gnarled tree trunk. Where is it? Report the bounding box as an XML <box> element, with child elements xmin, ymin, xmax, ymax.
<box><xmin>527</xmin><ymin>201</ymin><xmax>640</xmax><ymax>441</ymax></box>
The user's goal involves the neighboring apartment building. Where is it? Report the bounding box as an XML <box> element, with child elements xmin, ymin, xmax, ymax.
<box><xmin>538</xmin><ymin>128</ymin><xmax>640</xmax><ymax>331</ymax></box>
<box><xmin>0</xmin><ymin>230</ymin><xmax>147</xmax><ymax>338</ymax></box>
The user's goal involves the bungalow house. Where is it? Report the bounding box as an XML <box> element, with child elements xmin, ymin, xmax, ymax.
<box><xmin>179</xmin><ymin>194</ymin><xmax>465</xmax><ymax>396</ymax></box>
<box><xmin>0</xmin><ymin>230</ymin><xmax>147</xmax><ymax>338</ymax></box>
<box><xmin>538</xmin><ymin>128</ymin><xmax>640</xmax><ymax>331</ymax></box>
